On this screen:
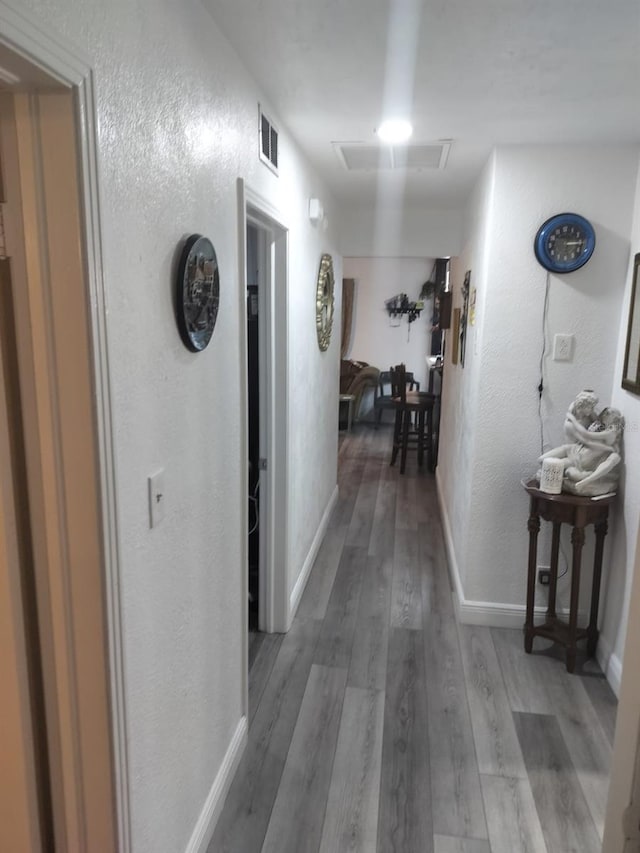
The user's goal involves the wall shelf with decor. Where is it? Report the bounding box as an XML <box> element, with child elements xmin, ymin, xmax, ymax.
<box><xmin>384</xmin><ymin>293</ymin><xmax>424</xmax><ymax>325</ymax></box>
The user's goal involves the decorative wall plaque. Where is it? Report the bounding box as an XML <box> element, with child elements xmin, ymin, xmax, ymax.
<box><xmin>316</xmin><ymin>253</ymin><xmax>335</xmax><ymax>352</ymax></box>
<box><xmin>176</xmin><ymin>234</ymin><xmax>220</xmax><ymax>352</ymax></box>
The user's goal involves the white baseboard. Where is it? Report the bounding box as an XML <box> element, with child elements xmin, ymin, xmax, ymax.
<box><xmin>436</xmin><ymin>469</ymin><xmax>569</xmax><ymax>627</ymax></box>
<box><xmin>436</xmin><ymin>480</ymin><xmax>536</xmax><ymax>628</ymax></box>
<box><xmin>456</xmin><ymin>599</ymin><xmax>528</xmax><ymax>628</ymax></box>
<box><xmin>434</xmin><ymin>469</ymin><xmax>465</xmax><ymax>612</ymax></box>
<box><xmin>289</xmin><ymin>484</ymin><xmax>339</xmax><ymax>621</ymax></box>
<box><xmin>596</xmin><ymin>634</ymin><xmax>622</xmax><ymax>698</ymax></box>
<box><xmin>434</xmin><ymin>471</ymin><xmax>523</xmax><ymax>626</ymax></box>
<box><xmin>184</xmin><ymin>716</ymin><xmax>248</xmax><ymax>853</ymax></box>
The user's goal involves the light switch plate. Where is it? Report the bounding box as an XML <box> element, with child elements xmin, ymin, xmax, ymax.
<box><xmin>148</xmin><ymin>469</ymin><xmax>165</xmax><ymax>528</ymax></box>
<box><xmin>553</xmin><ymin>333</ymin><xmax>574</xmax><ymax>361</ymax></box>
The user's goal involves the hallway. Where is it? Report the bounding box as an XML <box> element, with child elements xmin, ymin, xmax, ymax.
<box><xmin>211</xmin><ymin>426</ymin><xmax>616</xmax><ymax>853</ymax></box>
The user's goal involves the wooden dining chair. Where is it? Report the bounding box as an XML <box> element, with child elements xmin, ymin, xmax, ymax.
<box><xmin>389</xmin><ymin>363</ymin><xmax>436</xmax><ymax>474</ymax></box>
<box><xmin>374</xmin><ymin>369</ymin><xmax>420</xmax><ymax>428</ymax></box>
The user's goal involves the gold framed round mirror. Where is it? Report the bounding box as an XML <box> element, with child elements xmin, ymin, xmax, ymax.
<box><xmin>316</xmin><ymin>253</ymin><xmax>335</xmax><ymax>352</ymax></box>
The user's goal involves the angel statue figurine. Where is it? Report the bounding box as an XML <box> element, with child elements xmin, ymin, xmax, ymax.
<box><xmin>539</xmin><ymin>390</ymin><xmax>624</xmax><ymax>497</ymax></box>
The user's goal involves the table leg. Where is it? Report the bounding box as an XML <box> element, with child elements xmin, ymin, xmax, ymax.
<box><xmin>587</xmin><ymin>518</ymin><xmax>608</xmax><ymax>657</ymax></box>
<box><xmin>417</xmin><ymin>409</ymin><xmax>425</xmax><ymax>467</ymax></box>
<box><xmin>548</xmin><ymin>522</ymin><xmax>561</xmax><ymax>619</ymax></box>
<box><xmin>427</xmin><ymin>405</ymin><xmax>434</xmax><ymax>471</ymax></box>
<box><xmin>391</xmin><ymin>408</ymin><xmax>402</xmax><ymax>466</ymax></box>
<box><xmin>400</xmin><ymin>408</ymin><xmax>410</xmax><ymax>474</ymax></box>
<box><xmin>524</xmin><ymin>506</ymin><xmax>540</xmax><ymax>653</ymax></box>
<box><xmin>567</xmin><ymin>526</ymin><xmax>585</xmax><ymax>673</ymax></box>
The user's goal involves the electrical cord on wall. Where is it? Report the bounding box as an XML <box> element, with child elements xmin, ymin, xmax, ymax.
<box><xmin>248</xmin><ymin>478</ymin><xmax>259</xmax><ymax>536</ymax></box>
<box><xmin>537</xmin><ymin>271</ymin><xmax>551</xmax><ymax>456</ymax></box>
<box><xmin>537</xmin><ymin>270</ymin><xmax>570</xmax><ymax>581</ymax></box>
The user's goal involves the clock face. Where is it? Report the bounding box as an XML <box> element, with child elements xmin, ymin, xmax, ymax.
<box><xmin>534</xmin><ymin>213</ymin><xmax>595</xmax><ymax>274</ymax></box>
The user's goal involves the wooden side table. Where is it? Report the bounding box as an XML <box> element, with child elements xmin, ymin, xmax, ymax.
<box><xmin>522</xmin><ymin>479</ymin><xmax>615</xmax><ymax>673</ymax></box>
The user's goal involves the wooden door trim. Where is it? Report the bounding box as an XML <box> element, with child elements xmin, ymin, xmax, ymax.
<box><xmin>0</xmin><ymin>6</ymin><xmax>129</xmax><ymax>851</ymax></box>
<box><xmin>0</xmin><ymin>256</ymin><xmax>45</xmax><ymax>853</ymax></box>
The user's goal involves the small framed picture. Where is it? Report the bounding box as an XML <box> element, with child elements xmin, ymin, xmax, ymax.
<box><xmin>452</xmin><ymin>308</ymin><xmax>461</xmax><ymax>365</ymax></box>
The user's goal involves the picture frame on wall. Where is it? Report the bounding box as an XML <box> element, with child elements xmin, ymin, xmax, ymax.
<box><xmin>452</xmin><ymin>308</ymin><xmax>461</xmax><ymax>365</ymax></box>
<box><xmin>460</xmin><ymin>270</ymin><xmax>470</xmax><ymax>367</ymax></box>
<box><xmin>622</xmin><ymin>253</ymin><xmax>640</xmax><ymax>395</ymax></box>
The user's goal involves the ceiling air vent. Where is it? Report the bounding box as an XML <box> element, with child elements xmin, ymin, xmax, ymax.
<box><xmin>333</xmin><ymin>141</ymin><xmax>450</xmax><ymax>172</ymax></box>
<box><xmin>259</xmin><ymin>105</ymin><xmax>278</xmax><ymax>175</ymax></box>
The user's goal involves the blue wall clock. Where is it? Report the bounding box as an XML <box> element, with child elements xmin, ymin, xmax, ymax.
<box><xmin>534</xmin><ymin>213</ymin><xmax>595</xmax><ymax>274</ymax></box>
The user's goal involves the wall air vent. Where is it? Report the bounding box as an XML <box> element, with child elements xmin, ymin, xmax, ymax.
<box><xmin>259</xmin><ymin>105</ymin><xmax>279</xmax><ymax>175</ymax></box>
<box><xmin>333</xmin><ymin>141</ymin><xmax>451</xmax><ymax>172</ymax></box>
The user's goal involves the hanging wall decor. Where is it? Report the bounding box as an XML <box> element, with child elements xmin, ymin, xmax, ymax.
<box><xmin>623</xmin><ymin>253</ymin><xmax>640</xmax><ymax>394</ymax></box>
<box><xmin>176</xmin><ymin>234</ymin><xmax>220</xmax><ymax>352</ymax></box>
<box><xmin>451</xmin><ymin>308</ymin><xmax>461</xmax><ymax>365</ymax></box>
<box><xmin>384</xmin><ymin>293</ymin><xmax>424</xmax><ymax>324</ymax></box>
<box><xmin>460</xmin><ymin>270</ymin><xmax>471</xmax><ymax>367</ymax></box>
<box><xmin>316</xmin><ymin>253</ymin><xmax>335</xmax><ymax>351</ymax></box>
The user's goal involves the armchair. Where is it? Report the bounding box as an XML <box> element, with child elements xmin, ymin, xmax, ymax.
<box><xmin>340</xmin><ymin>360</ymin><xmax>380</xmax><ymax>423</ymax></box>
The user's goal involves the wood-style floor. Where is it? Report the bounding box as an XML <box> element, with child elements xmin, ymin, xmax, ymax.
<box><xmin>210</xmin><ymin>425</ymin><xmax>617</xmax><ymax>853</ymax></box>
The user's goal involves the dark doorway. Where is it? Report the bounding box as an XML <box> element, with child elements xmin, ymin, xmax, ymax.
<box><xmin>246</xmin><ymin>224</ymin><xmax>260</xmax><ymax>631</ymax></box>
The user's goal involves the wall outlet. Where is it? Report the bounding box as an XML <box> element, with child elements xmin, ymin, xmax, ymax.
<box><xmin>538</xmin><ymin>568</ymin><xmax>551</xmax><ymax>586</ymax></box>
<box><xmin>553</xmin><ymin>333</ymin><xmax>574</xmax><ymax>361</ymax></box>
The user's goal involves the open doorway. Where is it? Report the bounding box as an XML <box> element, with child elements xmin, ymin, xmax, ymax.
<box><xmin>241</xmin><ymin>200</ymin><xmax>290</xmax><ymax>717</ymax></box>
<box><xmin>246</xmin><ymin>222</ymin><xmax>261</xmax><ymax>632</ymax></box>
<box><xmin>237</xmin><ymin>179</ymin><xmax>290</xmax><ymax>672</ymax></box>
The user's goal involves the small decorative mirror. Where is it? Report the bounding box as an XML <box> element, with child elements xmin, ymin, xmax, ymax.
<box><xmin>316</xmin><ymin>253</ymin><xmax>335</xmax><ymax>351</ymax></box>
<box><xmin>622</xmin><ymin>253</ymin><xmax>640</xmax><ymax>394</ymax></box>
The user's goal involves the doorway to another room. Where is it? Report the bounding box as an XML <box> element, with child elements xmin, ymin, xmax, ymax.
<box><xmin>239</xmin><ymin>181</ymin><xmax>290</xmax><ymax>721</ymax></box>
<box><xmin>246</xmin><ymin>223</ymin><xmax>261</xmax><ymax>633</ymax></box>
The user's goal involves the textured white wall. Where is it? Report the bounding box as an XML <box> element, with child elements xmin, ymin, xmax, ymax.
<box><xmin>338</xmin><ymin>205</ymin><xmax>463</xmax><ymax>258</ymax></box>
<box><xmin>602</xmin><ymin>162</ymin><xmax>640</xmax><ymax>688</ymax></box>
<box><xmin>14</xmin><ymin>1</ymin><xmax>339</xmax><ymax>850</ymax></box>
<box><xmin>343</xmin><ymin>257</ymin><xmax>435</xmax><ymax>400</ymax></box>
<box><xmin>438</xmin><ymin>146</ymin><xmax>639</xmax><ymax>683</ymax></box>
<box><xmin>437</xmin><ymin>153</ymin><xmax>496</xmax><ymax>588</ymax></box>
<box><xmin>469</xmin><ymin>146</ymin><xmax>637</xmax><ymax>605</ymax></box>
<box><xmin>287</xmin><ymin>210</ymin><xmax>342</xmax><ymax>596</ymax></box>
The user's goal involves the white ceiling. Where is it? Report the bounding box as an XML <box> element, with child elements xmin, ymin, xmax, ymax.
<box><xmin>205</xmin><ymin>0</ymin><xmax>640</xmax><ymax>209</ymax></box>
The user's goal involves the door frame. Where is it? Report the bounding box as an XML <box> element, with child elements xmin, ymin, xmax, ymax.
<box><xmin>0</xmin><ymin>255</ymin><xmax>45</xmax><ymax>853</ymax></box>
<box><xmin>237</xmin><ymin>179</ymin><xmax>289</xmax><ymax>650</ymax></box>
<box><xmin>0</xmin><ymin>6</ymin><xmax>129</xmax><ymax>851</ymax></box>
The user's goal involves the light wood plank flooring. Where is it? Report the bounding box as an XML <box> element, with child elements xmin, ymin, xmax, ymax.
<box><xmin>210</xmin><ymin>425</ymin><xmax>616</xmax><ymax>853</ymax></box>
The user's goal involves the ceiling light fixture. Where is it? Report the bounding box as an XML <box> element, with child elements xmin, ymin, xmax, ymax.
<box><xmin>376</xmin><ymin>119</ymin><xmax>413</xmax><ymax>144</ymax></box>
